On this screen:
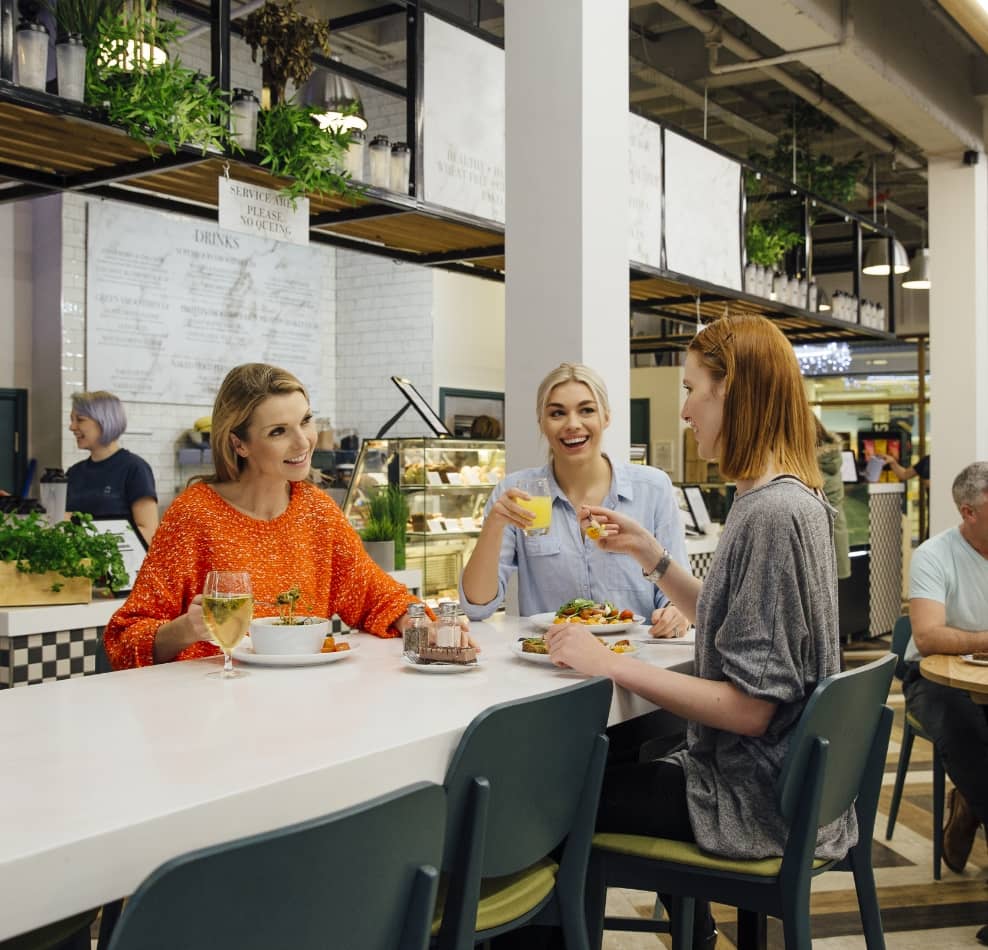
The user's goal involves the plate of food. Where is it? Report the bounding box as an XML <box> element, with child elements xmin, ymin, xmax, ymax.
<box><xmin>512</xmin><ymin>637</ymin><xmax>637</xmax><ymax>665</ymax></box>
<box><xmin>960</xmin><ymin>653</ymin><xmax>988</xmax><ymax>667</ymax></box>
<box><xmin>401</xmin><ymin>654</ymin><xmax>483</xmax><ymax>674</ymax></box>
<box><xmin>529</xmin><ymin>599</ymin><xmax>644</xmax><ymax>634</ymax></box>
<box><xmin>232</xmin><ymin>636</ymin><xmax>355</xmax><ymax>667</ymax></box>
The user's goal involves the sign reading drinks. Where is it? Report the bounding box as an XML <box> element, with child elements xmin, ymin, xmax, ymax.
<box><xmin>217</xmin><ymin>177</ymin><xmax>310</xmax><ymax>246</ymax></box>
<box><xmin>86</xmin><ymin>202</ymin><xmax>325</xmax><ymax>406</ymax></box>
<box><xmin>422</xmin><ymin>13</ymin><xmax>505</xmax><ymax>223</ymax></box>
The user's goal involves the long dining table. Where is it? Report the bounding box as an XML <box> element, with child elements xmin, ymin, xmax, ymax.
<box><xmin>0</xmin><ymin>613</ymin><xmax>694</xmax><ymax>942</ymax></box>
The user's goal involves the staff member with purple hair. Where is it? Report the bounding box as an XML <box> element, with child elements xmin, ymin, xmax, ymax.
<box><xmin>67</xmin><ymin>391</ymin><xmax>159</xmax><ymax>543</ymax></box>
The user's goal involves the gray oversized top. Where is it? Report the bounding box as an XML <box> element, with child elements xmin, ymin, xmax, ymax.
<box><xmin>668</xmin><ymin>477</ymin><xmax>856</xmax><ymax>860</ymax></box>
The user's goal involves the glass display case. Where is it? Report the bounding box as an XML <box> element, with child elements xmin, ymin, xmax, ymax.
<box><xmin>343</xmin><ymin>438</ymin><xmax>506</xmax><ymax>599</ymax></box>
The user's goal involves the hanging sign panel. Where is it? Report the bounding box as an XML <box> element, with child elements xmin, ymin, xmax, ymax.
<box><xmin>421</xmin><ymin>13</ymin><xmax>505</xmax><ymax>223</ymax></box>
<box><xmin>663</xmin><ymin>131</ymin><xmax>743</xmax><ymax>291</ymax></box>
<box><xmin>86</xmin><ymin>202</ymin><xmax>325</xmax><ymax>406</ymax></box>
<box><xmin>217</xmin><ymin>177</ymin><xmax>310</xmax><ymax>246</ymax></box>
<box><xmin>628</xmin><ymin>113</ymin><xmax>662</xmax><ymax>269</ymax></box>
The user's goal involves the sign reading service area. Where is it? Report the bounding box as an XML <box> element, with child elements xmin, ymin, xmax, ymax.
<box><xmin>85</xmin><ymin>202</ymin><xmax>325</xmax><ymax>406</ymax></box>
<box><xmin>217</xmin><ymin>177</ymin><xmax>310</xmax><ymax>246</ymax></box>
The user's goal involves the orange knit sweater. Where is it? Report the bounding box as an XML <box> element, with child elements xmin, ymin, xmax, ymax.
<box><xmin>104</xmin><ymin>480</ymin><xmax>413</xmax><ymax>669</ymax></box>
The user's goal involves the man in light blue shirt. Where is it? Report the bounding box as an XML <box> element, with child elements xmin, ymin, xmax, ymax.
<box><xmin>903</xmin><ymin>461</ymin><xmax>988</xmax><ymax>879</ymax></box>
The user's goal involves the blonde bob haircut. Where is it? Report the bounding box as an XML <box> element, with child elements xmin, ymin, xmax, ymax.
<box><xmin>535</xmin><ymin>362</ymin><xmax>611</xmax><ymax>426</ymax></box>
<box><xmin>207</xmin><ymin>363</ymin><xmax>309</xmax><ymax>483</ymax></box>
<box><xmin>687</xmin><ymin>315</ymin><xmax>821</xmax><ymax>489</ymax></box>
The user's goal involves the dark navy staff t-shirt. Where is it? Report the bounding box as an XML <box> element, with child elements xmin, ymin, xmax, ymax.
<box><xmin>66</xmin><ymin>449</ymin><xmax>158</xmax><ymax>519</ymax></box>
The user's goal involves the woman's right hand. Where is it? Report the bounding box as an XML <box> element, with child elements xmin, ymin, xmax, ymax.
<box><xmin>487</xmin><ymin>487</ymin><xmax>537</xmax><ymax>532</ymax></box>
<box><xmin>185</xmin><ymin>594</ymin><xmax>209</xmax><ymax>643</ymax></box>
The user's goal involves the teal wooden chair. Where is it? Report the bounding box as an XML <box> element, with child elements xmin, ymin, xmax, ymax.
<box><xmin>104</xmin><ymin>782</ymin><xmax>445</xmax><ymax>950</ymax></box>
<box><xmin>587</xmin><ymin>655</ymin><xmax>896</xmax><ymax>950</ymax></box>
<box><xmin>433</xmin><ymin>676</ymin><xmax>612</xmax><ymax>950</ymax></box>
<box><xmin>884</xmin><ymin>614</ymin><xmax>946</xmax><ymax>879</ymax></box>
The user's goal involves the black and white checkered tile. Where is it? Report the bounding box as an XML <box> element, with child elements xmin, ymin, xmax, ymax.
<box><xmin>0</xmin><ymin>628</ymin><xmax>99</xmax><ymax>689</ymax></box>
<box><xmin>688</xmin><ymin>551</ymin><xmax>715</xmax><ymax>581</ymax></box>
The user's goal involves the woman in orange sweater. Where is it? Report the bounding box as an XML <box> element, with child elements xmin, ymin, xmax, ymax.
<box><xmin>104</xmin><ymin>363</ymin><xmax>422</xmax><ymax>670</ymax></box>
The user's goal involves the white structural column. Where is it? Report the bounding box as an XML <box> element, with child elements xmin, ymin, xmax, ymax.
<box><xmin>927</xmin><ymin>153</ymin><xmax>988</xmax><ymax>534</ymax></box>
<box><xmin>503</xmin><ymin>1</ymin><xmax>629</xmax><ymax>470</ymax></box>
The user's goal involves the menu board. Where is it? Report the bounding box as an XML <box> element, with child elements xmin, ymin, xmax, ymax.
<box><xmin>628</xmin><ymin>113</ymin><xmax>662</xmax><ymax>269</ymax></box>
<box><xmin>86</xmin><ymin>202</ymin><xmax>325</xmax><ymax>406</ymax></box>
<box><xmin>421</xmin><ymin>13</ymin><xmax>505</xmax><ymax>223</ymax></box>
<box><xmin>663</xmin><ymin>130</ymin><xmax>742</xmax><ymax>291</ymax></box>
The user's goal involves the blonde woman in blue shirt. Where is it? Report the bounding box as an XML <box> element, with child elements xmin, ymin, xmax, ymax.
<box><xmin>460</xmin><ymin>362</ymin><xmax>690</xmax><ymax>638</ymax></box>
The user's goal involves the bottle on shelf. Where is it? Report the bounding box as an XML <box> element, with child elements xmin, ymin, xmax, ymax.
<box><xmin>368</xmin><ymin>135</ymin><xmax>390</xmax><ymax>187</ymax></box>
<box><xmin>389</xmin><ymin>142</ymin><xmax>410</xmax><ymax>193</ymax></box>
<box><xmin>343</xmin><ymin>128</ymin><xmax>365</xmax><ymax>180</ymax></box>
<box><xmin>744</xmin><ymin>260</ymin><xmax>757</xmax><ymax>295</ymax></box>
<box><xmin>229</xmin><ymin>89</ymin><xmax>260</xmax><ymax>151</ymax></box>
<box><xmin>808</xmin><ymin>280</ymin><xmax>819</xmax><ymax>312</ymax></box>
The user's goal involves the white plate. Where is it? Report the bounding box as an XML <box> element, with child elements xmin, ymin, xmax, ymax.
<box><xmin>960</xmin><ymin>654</ymin><xmax>988</xmax><ymax>667</ymax></box>
<box><xmin>401</xmin><ymin>654</ymin><xmax>482</xmax><ymax>674</ymax></box>
<box><xmin>511</xmin><ymin>639</ymin><xmax>637</xmax><ymax>665</ymax></box>
<box><xmin>232</xmin><ymin>638</ymin><xmax>356</xmax><ymax>667</ymax></box>
<box><xmin>634</xmin><ymin>628</ymin><xmax>696</xmax><ymax>646</ymax></box>
<box><xmin>528</xmin><ymin>612</ymin><xmax>645</xmax><ymax>634</ymax></box>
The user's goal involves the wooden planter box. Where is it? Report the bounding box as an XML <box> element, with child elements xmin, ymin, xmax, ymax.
<box><xmin>0</xmin><ymin>562</ymin><xmax>92</xmax><ymax>607</ymax></box>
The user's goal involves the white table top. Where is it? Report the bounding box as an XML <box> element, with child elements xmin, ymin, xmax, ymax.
<box><xmin>0</xmin><ymin>614</ymin><xmax>693</xmax><ymax>941</ymax></box>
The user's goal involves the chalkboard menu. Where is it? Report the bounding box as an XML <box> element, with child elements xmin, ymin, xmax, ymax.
<box><xmin>85</xmin><ymin>202</ymin><xmax>326</xmax><ymax>406</ymax></box>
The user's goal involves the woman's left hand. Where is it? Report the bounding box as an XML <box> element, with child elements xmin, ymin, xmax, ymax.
<box><xmin>649</xmin><ymin>605</ymin><xmax>689</xmax><ymax>639</ymax></box>
<box><xmin>545</xmin><ymin>623</ymin><xmax>619</xmax><ymax>676</ymax></box>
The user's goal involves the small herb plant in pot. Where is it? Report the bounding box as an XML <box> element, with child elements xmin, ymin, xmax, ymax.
<box><xmin>249</xmin><ymin>585</ymin><xmax>330</xmax><ymax>654</ymax></box>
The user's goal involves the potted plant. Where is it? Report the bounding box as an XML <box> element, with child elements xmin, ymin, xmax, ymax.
<box><xmin>0</xmin><ymin>511</ymin><xmax>129</xmax><ymax>606</ymax></box>
<box><xmin>241</xmin><ymin>0</ymin><xmax>331</xmax><ymax>108</ymax></box>
<box><xmin>248</xmin><ymin>585</ymin><xmax>330</xmax><ymax>653</ymax></box>
<box><xmin>360</xmin><ymin>517</ymin><xmax>396</xmax><ymax>572</ymax></box>
<box><xmin>360</xmin><ymin>486</ymin><xmax>409</xmax><ymax>571</ymax></box>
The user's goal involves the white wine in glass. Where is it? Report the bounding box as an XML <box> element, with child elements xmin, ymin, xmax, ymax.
<box><xmin>202</xmin><ymin>571</ymin><xmax>252</xmax><ymax>679</ymax></box>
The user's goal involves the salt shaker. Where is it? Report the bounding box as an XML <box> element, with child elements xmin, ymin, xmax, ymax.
<box><xmin>436</xmin><ymin>601</ymin><xmax>459</xmax><ymax>648</ymax></box>
<box><xmin>403</xmin><ymin>602</ymin><xmax>428</xmax><ymax>658</ymax></box>
<box><xmin>368</xmin><ymin>135</ymin><xmax>390</xmax><ymax>188</ymax></box>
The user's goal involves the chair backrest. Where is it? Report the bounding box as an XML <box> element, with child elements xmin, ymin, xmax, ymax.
<box><xmin>106</xmin><ymin>782</ymin><xmax>445</xmax><ymax>950</ymax></box>
<box><xmin>889</xmin><ymin>614</ymin><xmax>913</xmax><ymax>680</ymax></box>
<box><xmin>778</xmin><ymin>654</ymin><xmax>896</xmax><ymax>829</ymax></box>
<box><xmin>441</xmin><ymin>675</ymin><xmax>612</xmax><ymax>878</ymax></box>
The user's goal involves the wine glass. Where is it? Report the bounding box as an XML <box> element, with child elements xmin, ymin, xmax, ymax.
<box><xmin>202</xmin><ymin>571</ymin><xmax>253</xmax><ymax>679</ymax></box>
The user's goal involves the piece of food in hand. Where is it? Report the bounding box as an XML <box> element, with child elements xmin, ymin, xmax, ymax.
<box><xmin>521</xmin><ymin>637</ymin><xmax>549</xmax><ymax>655</ymax></box>
<box><xmin>586</xmin><ymin>517</ymin><xmax>604</xmax><ymax>540</ymax></box>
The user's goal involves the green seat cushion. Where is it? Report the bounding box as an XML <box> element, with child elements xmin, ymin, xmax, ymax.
<box><xmin>432</xmin><ymin>856</ymin><xmax>559</xmax><ymax>935</ymax></box>
<box><xmin>0</xmin><ymin>908</ymin><xmax>98</xmax><ymax>950</ymax></box>
<box><xmin>905</xmin><ymin>710</ymin><xmax>928</xmax><ymax>735</ymax></box>
<box><xmin>593</xmin><ymin>833</ymin><xmax>829</xmax><ymax>877</ymax></box>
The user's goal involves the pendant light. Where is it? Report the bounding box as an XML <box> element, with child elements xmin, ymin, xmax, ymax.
<box><xmin>300</xmin><ymin>57</ymin><xmax>367</xmax><ymax>132</ymax></box>
<box><xmin>862</xmin><ymin>162</ymin><xmax>909</xmax><ymax>275</ymax></box>
<box><xmin>903</xmin><ymin>224</ymin><xmax>931</xmax><ymax>290</ymax></box>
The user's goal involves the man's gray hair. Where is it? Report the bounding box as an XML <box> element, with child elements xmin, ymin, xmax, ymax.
<box><xmin>951</xmin><ymin>462</ymin><xmax>988</xmax><ymax>510</ymax></box>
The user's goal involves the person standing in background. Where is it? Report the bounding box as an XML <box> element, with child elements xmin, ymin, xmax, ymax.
<box><xmin>815</xmin><ymin>417</ymin><xmax>851</xmax><ymax>580</ymax></box>
<box><xmin>67</xmin><ymin>391</ymin><xmax>159</xmax><ymax>543</ymax></box>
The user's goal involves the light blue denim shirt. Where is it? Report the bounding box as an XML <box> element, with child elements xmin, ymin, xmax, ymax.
<box><xmin>460</xmin><ymin>460</ymin><xmax>690</xmax><ymax>621</ymax></box>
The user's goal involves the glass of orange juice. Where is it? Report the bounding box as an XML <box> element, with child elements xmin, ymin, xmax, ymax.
<box><xmin>517</xmin><ymin>477</ymin><xmax>552</xmax><ymax>537</ymax></box>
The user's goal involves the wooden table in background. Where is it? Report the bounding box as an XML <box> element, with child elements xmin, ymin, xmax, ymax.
<box><xmin>919</xmin><ymin>654</ymin><xmax>988</xmax><ymax>704</ymax></box>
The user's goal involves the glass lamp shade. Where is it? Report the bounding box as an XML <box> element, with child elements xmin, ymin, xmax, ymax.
<box><xmin>816</xmin><ymin>287</ymin><xmax>831</xmax><ymax>312</ymax></box>
<box><xmin>300</xmin><ymin>66</ymin><xmax>367</xmax><ymax>132</ymax></box>
<box><xmin>902</xmin><ymin>247</ymin><xmax>931</xmax><ymax>290</ymax></box>
<box><xmin>862</xmin><ymin>236</ymin><xmax>910</xmax><ymax>275</ymax></box>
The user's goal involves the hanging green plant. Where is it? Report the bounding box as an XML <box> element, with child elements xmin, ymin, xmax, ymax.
<box><xmin>86</xmin><ymin>10</ymin><xmax>232</xmax><ymax>156</ymax></box>
<box><xmin>242</xmin><ymin>0</ymin><xmax>332</xmax><ymax>107</ymax></box>
<box><xmin>256</xmin><ymin>100</ymin><xmax>356</xmax><ymax>201</ymax></box>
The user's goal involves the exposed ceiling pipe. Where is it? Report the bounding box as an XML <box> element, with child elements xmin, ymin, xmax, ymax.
<box><xmin>653</xmin><ymin>0</ymin><xmax>927</xmax><ymax>176</ymax></box>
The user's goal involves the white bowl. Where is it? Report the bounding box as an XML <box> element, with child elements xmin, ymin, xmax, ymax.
<box><xmin>248</xmin><ymin>617</ymin><xmax>331</xmax><ymax>655</ymax></box>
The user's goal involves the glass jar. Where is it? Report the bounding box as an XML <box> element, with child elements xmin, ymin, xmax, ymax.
<box><xmin>230</xmin><ymin>88</ymin><xmax>260</xmax><ymax>151</ymax></box>
<box><xmin>389</xmin><ymin>142</ymin><xmax>410</xmax><ymax>193</ymax></box>
<box><xmin>55</xmin><ymin>34</ymin><xmax>85</xmax><ymax>101</ymax></box>
<box><xmin>436</xmin><ymin>601</ymin><xmax>459</xmax><ymax>648</ymax></box>
<box><xmin>368</xmin><ymin>135</ymin><xmax>390</xmax><ymax>187</ymax></box>
<box><xmin>403</xmin><ymin>602</ymin><xmax>429</xmax><ymax>658</ymax></box>
<box><xmin>16</xmin><ymin>21</ymin><xmax>49</xmax><ymax>92</ymax></box>
<box><xmin>343</xmin><ymin>128</ymin><xmax>365</xmax><ymax>180</ymax></box>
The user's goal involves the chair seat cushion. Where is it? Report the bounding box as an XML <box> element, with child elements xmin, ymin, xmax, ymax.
<box><xmin>593</xmin><ymin>833</ymin><xmax>829</xmax><ymax>877</ymax></box>
<box><xmin>905</xmin><ymin>710</ymin><xmax>929</xmax><ymax>737</ymax></box>
<box><xmin>432</xmin><ymin>856</ymin><xmax>559</xmax><ymax>935</ymax></box>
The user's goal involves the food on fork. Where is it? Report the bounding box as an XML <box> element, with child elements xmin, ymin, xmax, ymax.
<box><xmin>553</xmin><ymin>598</ymin><xmax>635</xmax><ymax>624</ymax></box>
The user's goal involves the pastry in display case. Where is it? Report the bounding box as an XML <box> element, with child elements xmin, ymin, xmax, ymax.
<box><xmin>342</xmin><ymin>438</ymin><xmax>506</xmax><ymax>599</ymax></box>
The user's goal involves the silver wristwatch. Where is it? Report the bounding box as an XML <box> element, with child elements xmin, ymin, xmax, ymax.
<box><xmin>642</xmin><ymin>548</ymin><xmax>672</xmax><ymax>585</ymax></box>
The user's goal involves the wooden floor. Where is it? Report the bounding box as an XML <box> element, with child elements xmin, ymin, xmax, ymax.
<box><xmin>601</xmin><ymin>638</ymin><xmax>988</xmax><ymax>949</ymax></box>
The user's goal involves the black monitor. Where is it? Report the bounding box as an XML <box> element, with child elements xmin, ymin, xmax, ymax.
<box><xmin>377</xmin><ymin>377</ymin><xmax>452</xmax><ymax>438</ymax></box>
<box><xmin>682</xmin><ymin>484</ymin><xmax>712</xmax><ymax>534</ymax></box>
